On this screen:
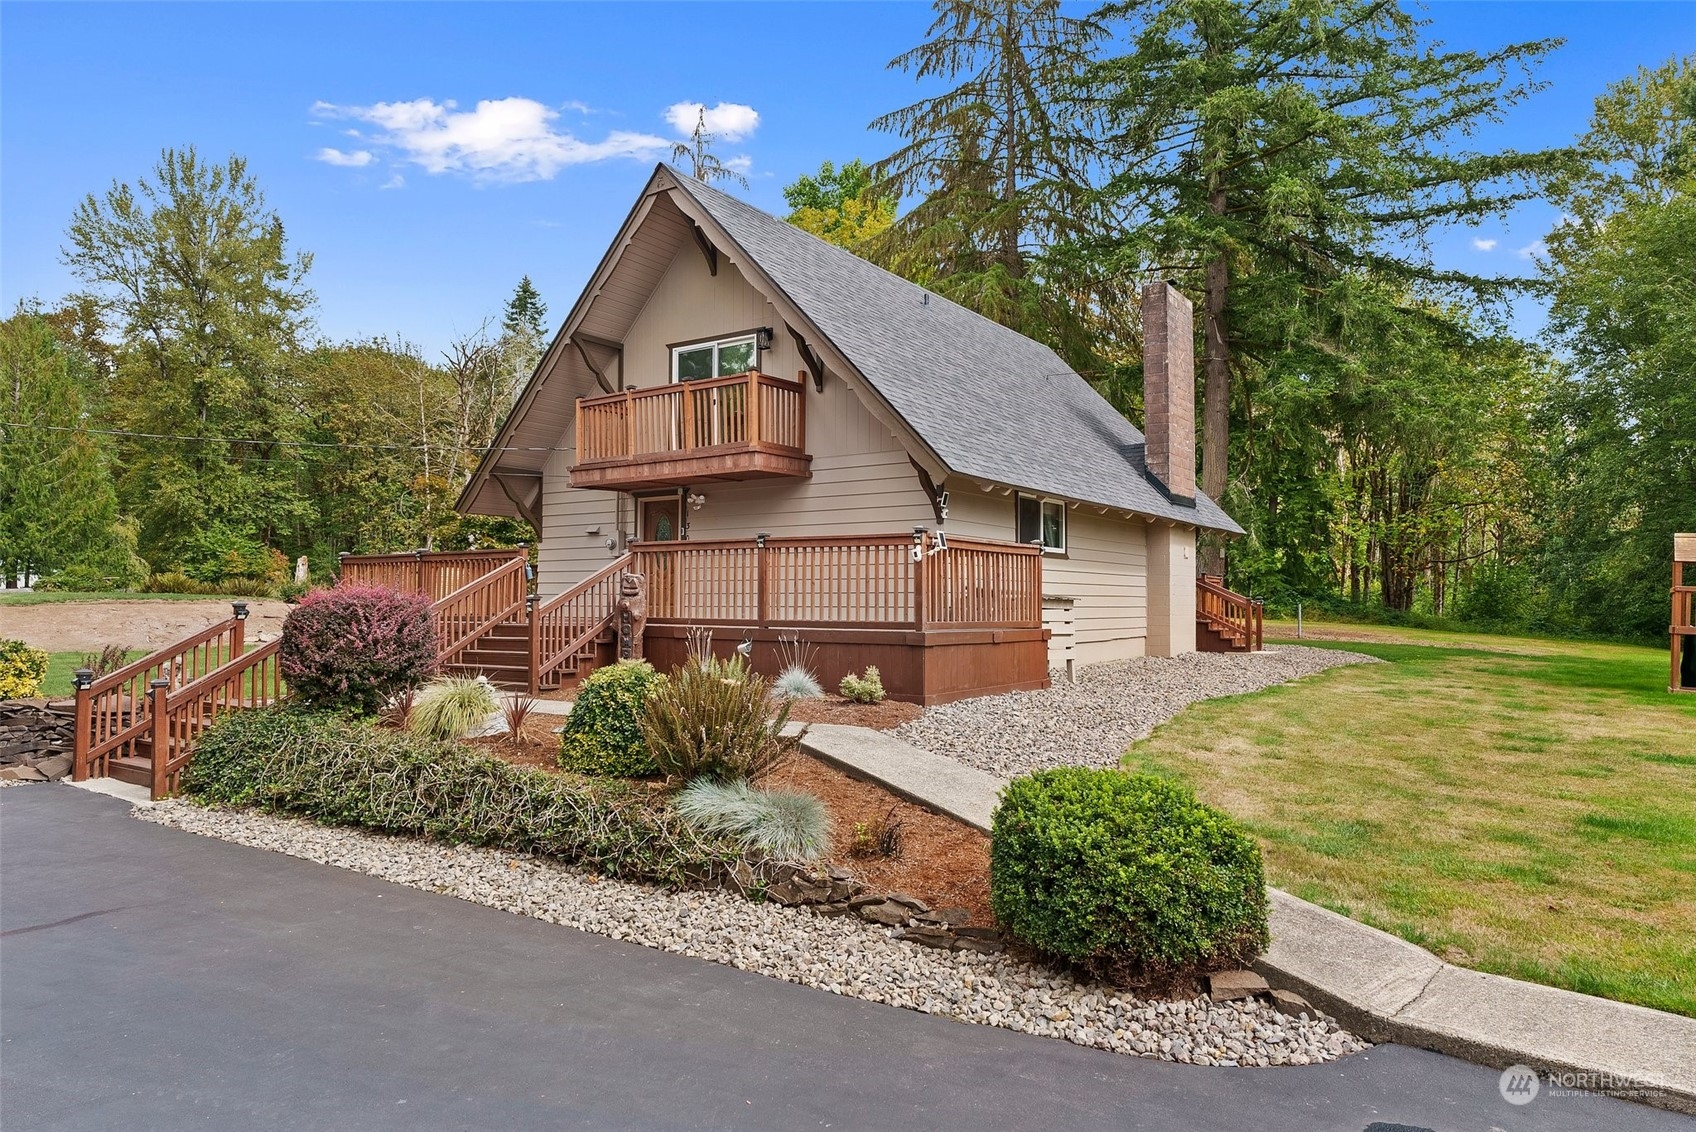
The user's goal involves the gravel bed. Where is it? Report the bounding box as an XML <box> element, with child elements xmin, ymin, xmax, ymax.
<box><xmin>893</xmin><ymin>646</ymin><xmax>1379</xmax><ymax>778</ymax></box>
<box><xmin>137</xmin><ymin>801</ymin><xmax>1368</xmax><ymax>1068</ymax></box>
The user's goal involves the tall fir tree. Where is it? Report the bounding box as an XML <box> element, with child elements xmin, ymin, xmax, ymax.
<box><xmin>500</xmin><ymin>275</ymin><xmax>549</xmax><ymax>384</ymax></box>
<box><xmin>1084</xmin><ymin>0</ymin><xmax>1571</xmax><ymax>575</ymax></box>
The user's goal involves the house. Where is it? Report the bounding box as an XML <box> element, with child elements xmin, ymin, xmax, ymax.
<box><xmin>442</xmin><ymin>165</ymin><xmax>1248</xmax><ymax>704</ymax></box>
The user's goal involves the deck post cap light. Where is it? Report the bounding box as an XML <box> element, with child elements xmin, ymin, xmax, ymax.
<box><xmin>72</xmin><ymin>668</ymin><xmax>94</xmax><ymax>691</ymax></box>
<box><xmin>232</xmin><ymin>601</ymin><xmax>249</xmax><ymax>620</ymax></box>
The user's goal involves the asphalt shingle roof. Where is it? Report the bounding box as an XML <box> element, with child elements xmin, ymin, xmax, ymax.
<box><xmin>674</xmin><ymin>173</ymin><xmax>1242</xmax><ymax>535</ymax></box>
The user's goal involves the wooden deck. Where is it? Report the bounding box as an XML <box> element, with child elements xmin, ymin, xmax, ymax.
<box><xmin>570</xmin><ymin>371</ymin><xmax>812</xmax><ymax>491</ymax></box>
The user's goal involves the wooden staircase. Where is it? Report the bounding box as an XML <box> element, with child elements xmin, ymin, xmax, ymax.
<box><xmin>72</xmin><ymin>550</ymin><xmax>635</xmax><ymax>797</ymax></box>
<box><xmin>1196</xmin><ymin>574</ymin><xmax>1264</xmax><ymax>653</ymax></box>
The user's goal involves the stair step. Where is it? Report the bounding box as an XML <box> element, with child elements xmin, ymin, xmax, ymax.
<box><xmin>107</xmin><ymin>755</ymin><xmax>153</xmax><ymax>787</ymax></box>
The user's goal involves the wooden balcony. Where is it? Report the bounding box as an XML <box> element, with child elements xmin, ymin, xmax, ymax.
<box><xmin>570</xmin><ymin>371</ymin><xmax>811</xmax><ymax>491</ymax></box>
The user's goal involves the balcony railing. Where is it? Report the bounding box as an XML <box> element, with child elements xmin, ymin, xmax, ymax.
<box><xmin>571</xmin><ymin>371</ymin><xmax>810</xmax><ymax>490</ymax></box>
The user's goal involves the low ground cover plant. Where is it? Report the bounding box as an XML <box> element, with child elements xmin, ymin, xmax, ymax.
<box><xmin>839</xmin><ymin>666</ymin><xmax>885</xmax><ymax>704</ymax></box>
<box><xmin>675</xmin><ymin>777</ymin><xmax>829</xmax><ymax>861</ymax></box>
<box><xmin>0</xmin><ymin>639</ymin><xmax>49</xmax><ymax>699</ymax></box>
<box><xmin>279</xmin><ymin>584</ymin><xmax>436</xmax><ymax>714</ymax></box>
<box><xmin>184</xmin><ymin>706</ymin><xmax>743</xmax><ymax>886</ymax></box>
<box><xmin>558</xmin><ymin>660</ymin><xmax>666</xmax><ymax>777</ymax></box>
<box><xmin>642</xmin><ymin>655</ymin><xmax>800</xmax><ymax>782</ymax></box>
<box><xmin>409</xmin><ymin>675</ymin><xmax>499</xmax><ymax>741</ymax></box>
<box><xmin>991</xmin><ymin>768</ymin><xmax>1269</xmax><ymax>983</ymax></box>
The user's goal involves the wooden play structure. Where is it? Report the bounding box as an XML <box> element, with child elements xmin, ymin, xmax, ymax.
<box><xmin>1674</xmin><ymin>533</ymin><xmax>1696</xmax><ymax>693</ymax></box>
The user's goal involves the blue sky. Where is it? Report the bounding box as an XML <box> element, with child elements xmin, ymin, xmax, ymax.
<box><xmin>3</xmin><ymin>1</ymin><xmax>1690</xmax><ymax>358</ymax></box>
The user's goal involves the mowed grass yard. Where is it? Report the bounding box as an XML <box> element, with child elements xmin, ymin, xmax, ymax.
<box><xmin>1125</xmin><ymin>623</ymin><xmax>1696</xmax><ymax>1018</ymax></box>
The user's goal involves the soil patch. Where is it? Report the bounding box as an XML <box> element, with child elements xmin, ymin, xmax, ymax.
<box><xmin>783</xmin><ymin>695</ymin><xmax>922</xmax><ymax>730</ymax></box>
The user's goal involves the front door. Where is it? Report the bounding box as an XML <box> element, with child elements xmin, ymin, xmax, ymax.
<box><xmin>639</xmin><ymin>496</ymin><xmax>682</xmax><ymax>543</ymax></box>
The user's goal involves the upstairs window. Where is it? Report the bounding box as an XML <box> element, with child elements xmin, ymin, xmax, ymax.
<box><xmin>672</xmin><ymin>335</ymin><xmax>757</xmax><ymax>382</ymax></box>
<box><xmin>1017</xmin><ymin>494</ymin><xmax>1066</xmax><ymax>553</ymax></box>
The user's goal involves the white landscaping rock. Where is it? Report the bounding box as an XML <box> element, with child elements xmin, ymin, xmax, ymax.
<box><xmin>136</xmin><ymin>801</ymin><xmax>1368</xmax><ymax>1069</ymax></box>
<box><xmin>893</xmin><ymin>646</ymin><xmax>1378</xmax><ymax>778</ymax></box>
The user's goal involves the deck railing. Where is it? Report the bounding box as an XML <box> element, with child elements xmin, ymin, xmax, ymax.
<box><xmin>72</xmin><ymin>604</ymin><xmax>252</xmax><ymax>782</ymax></box>
<box><xmin>152</xmin><ymin>638</ymin><xmax>284</xmax><ymax>798</ymax></box>
<box><xmin>630</xmin><ymin>531</ymin><xmax>1041</xmax><ymax>631</ymax></box>
<box><xmin>529</xmin><ymin>553</ymin><xmax>631</xmax><ymax>692</ymax></box>
<box><xmin>575</xmin><ymin>371</ymin><xmax>806</xmax><ymax>465</ymax></box>
<box><xmin>1197</xmin><ymin>574</ymin><xmax>1264</xmax><ymax>651</ymax></box>
<box><xmin>337</xmin><ymin>546</ymin><xmax>528</xmax><ymax>603</ymax></box>
<box><xmin>433</xmin><ymin>554</ymin><xmax>529</xmax><ymax>668</ymax></box>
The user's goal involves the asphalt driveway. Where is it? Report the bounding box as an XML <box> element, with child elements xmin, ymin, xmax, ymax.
<box><xmin>1</xmin><ymin>786</ymin><xmax>1684</xmax><ymax>1131</ymax></box>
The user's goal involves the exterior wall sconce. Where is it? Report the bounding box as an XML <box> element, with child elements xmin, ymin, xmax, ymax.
<box><xmin>756</xmin><ymin>327</ymin><xmax>775</xmax><ymax>350</ymax></box>
<box><xmin>688</xmin><ymin>492</ymin><xmax>707</xmax><ymax>511</ymax></box>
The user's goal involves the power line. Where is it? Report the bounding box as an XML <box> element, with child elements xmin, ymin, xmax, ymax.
<box><xmin>0</xmin><ymin>421</ymin><xmax>566</xmax><ymax>454</ymax></box>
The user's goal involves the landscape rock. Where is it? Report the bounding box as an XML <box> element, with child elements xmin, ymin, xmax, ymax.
<box><xmin>897</xmin><ymin>926</ymin><xmax>956</xmax><ymax>950</ymax></box>
<box><xmin>138</xmin><ymin>800</ymin><xmax>1371</xmax><ymax>1070</ymax></box>
<box><xmin>0</xmin><ymin>766</ymin><xmax>47</xmax><ymax>782</ymax></box>
<box><xmin>857</xmin><ymin>902</ymin><xmax>912</xmax><ymax>927</ymax></box>
<box><xmin>915</xmin><ymin>907</ymin><xmax>972</xmax><ymax>926</ymax></box>
<box><xmin>1270</xmin><ymin>988</ymin><xmax>1313</xmax><ymax>1016</ymax></box>
<box><xmin>883</xmin><ymin>893</ymin><xmax>930</xmax><ymax>913</ymax></box>
<box><xmin>1208</xmin><ymin>970</ymin><xmax>1271</xmax><ymax>1003</ymax></box>
<box><xmin>32</xmin><ymin>754</ymin><xmax>72</xmax><ymax>780</ymax></box>
<box><xmin>893</xmin><ymin>647</ymin><xmax>1379</xmax><ymax>779</ymax></box>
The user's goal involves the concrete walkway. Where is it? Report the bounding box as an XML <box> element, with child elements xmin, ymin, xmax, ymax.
<box><xmin>4</xmin><ymin>785</ymin><xmax>1680</xmax><ymax>1132</ymax></box>
<box><xmin>799</xmin><ymin>724</ymin><xmax>1696</xmax><ymax>1116</ymax></box>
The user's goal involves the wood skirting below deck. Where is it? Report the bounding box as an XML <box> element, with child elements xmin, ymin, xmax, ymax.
<box><xmin>642</xmin><ymin>623</ymin><xmax>1051</xmax><ymax>706</ymax></box>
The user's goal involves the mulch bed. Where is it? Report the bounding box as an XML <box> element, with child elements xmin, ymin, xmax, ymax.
<box><xmin>468</xmin><ymin>722</ymin><xmax>992</xmax><ymax>927</ymax></box>
<box><xmin>782</xmin><ymin>694</ymin><xmax>922</xmax><ymax>730</ymax></box>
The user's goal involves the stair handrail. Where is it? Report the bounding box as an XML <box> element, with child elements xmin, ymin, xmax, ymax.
<box><xmin>73</xmin><ymin>603</ymin><xmax>252</xmax><ymax>782</ymax></box>
<box><xmin>1196</xmin><ymin>575</ymin><xmax>1264</xmax><ymax>651</ymax></box>
<box><xmin>151</xmin><ymin>637</ymin><xmax>284</xmax><ymax>799</ymax></box>
<box><xmin>529</xmin><ymin>554</ymin><xmax>631</xmax><ymax>693</ymax></box>
<box><xmin>432</xmin><ymin>554</ymin><xmax>529</xmax><ymax>669</ymax></box>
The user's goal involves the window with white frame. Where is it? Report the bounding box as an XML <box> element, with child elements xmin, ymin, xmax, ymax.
<box><xmin>1017</xmin><ymin>494</ymin><xmax>1066</xmax><ymax>553</ymax></box>
<box><xmin>671</xmin><ymin>335</ymin><xmax>758</xmax><ymax>382</ymax></box>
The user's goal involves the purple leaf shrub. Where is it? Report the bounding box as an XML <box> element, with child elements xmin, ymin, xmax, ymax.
<box><xmin>279</xmin><ymin>584</ymin><xmax>436</xmax><ymax>714</ymax></box>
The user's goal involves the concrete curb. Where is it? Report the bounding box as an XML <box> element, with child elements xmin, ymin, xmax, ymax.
<box><xmin>799</xmin><ymin>722</ymin><xmax>1696</xmax><ymax>1115</ymax></box>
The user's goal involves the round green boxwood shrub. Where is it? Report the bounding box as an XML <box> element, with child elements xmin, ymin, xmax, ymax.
<box><xmin>559</xmin><ymin>660</ymin><xmax>666</xmax><ymax>777</ymax></box>
<box><xmin>279</xmin><ymin>584</ymin><xmax>436</xmax><ymax>714</ymax></box>
<box><xmin>990</xmin><ymin>768</ymin><xmax>1270</xmax><ymax>982</ymax></box>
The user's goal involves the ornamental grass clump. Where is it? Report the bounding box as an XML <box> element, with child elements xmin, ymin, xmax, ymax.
<box><xmin>408</xmin><ymin>675</ymin><xmax>499</xmax><ymax>741</ymax></box>
<box><xmin>674</xmin><ymin>778</ymin><xmax>829</xmax><ymax>862</ymax></box>
<box><xmin>183</xmin><ymin>706</ymin><xmax>744</xmax><ymax>887</ymax></box>
<box><xmin>558</xmin><ymin>660</ymin><xmax>666</xmax><ymax>777</ymax></box>
<box><xmin>279</xmin><ymin>584</ymin><xmax>435</xmax><ymax>714</ymax></box>
<box><xmin>0</xmin><ymin>639</ymin><xmax>49</xmax><ymax>700</ymax></box>
<box><xmin>772</xmin><ymin>634</ymin><xmax>823</xmax><ymax>700</ymax></box>
<box><xmin>991</xmin><ymin>768</ymin><xmax>1270</xmax><ymax>984</ymax></box>
<box><xmin>641</xmin><ymin>655</ymin><xmax>801</xmax><ymax>783</ymax></box>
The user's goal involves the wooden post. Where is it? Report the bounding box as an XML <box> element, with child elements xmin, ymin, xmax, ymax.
<box><xmin>682</xmin><ymin>382</ymin><xmax>696</xmax><ymax>451</ymax></box>
<box><xmin>148</xmin><ymin>677</ymin><xmax>170</xmax><ymax>800</ymax></box>
<box><xmin>574</xmin><ymin>396</ymin><xmax>585</xmax><ymax>461</ymax></box>
<box><xmin>526</xmin><ymin>594</ymin><xmax>541</xmax><ymax>696</ymax></box>
<box><xmin>755</xmin><ymin>533</ymin><xmax>770</xmax><ymax>628</ymax></box>
<box><xmin>230</xmin><ymin>601</ymin><xmax>248</xmax><ymax>665</ymax></box>
<box><xmin>71</xmin><ymin>669</ymin><xmax>94</xmax><ymax>781</ymax></box>
<box><xmin>624</xmin><ymin>388</ymin><xmax>636</xmax><ymax>457</ymax></box>
<box><xmin>413</xmin><ymin>548</ymin><xmax>426</xmax><ymax>595</ymax></box>
<box><xmin>747</xmin><ymin>373</ymin><xmax>762</xmax><ymax>447</ymax></box>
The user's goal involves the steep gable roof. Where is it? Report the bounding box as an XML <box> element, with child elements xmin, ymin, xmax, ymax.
<box><xmin>670</xmin><ymin>174</ymin><xmax>1242</xmax><ymax>535</ymax></box>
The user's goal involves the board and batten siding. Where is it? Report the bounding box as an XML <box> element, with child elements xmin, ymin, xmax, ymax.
<box><xmin>535</xmin><ymin>243</ymin><xmax>934</xmax><ymax>593</ymax></box>
<box><xmin>945</xmin><ymin>485</ymin><xmax>1155</xmax><ymax>665</ymax></box>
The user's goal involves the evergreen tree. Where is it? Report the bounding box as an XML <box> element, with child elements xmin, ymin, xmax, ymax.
<box><xmin>1084</xmin><ymin>0</ymin><xmax>1571</xmax><ymax>574</ymax></box>
<box><xmin>871</xmin><ymin>0</ymin><xmax>1109</xmax><ymax>360</ymax></box>
<box><xmin>499</xmin><ymin>275</ymin><xmax>549</xmax><ymax>382</ymax></box>
<box><xmin>1536</xmin><ymin>55</ymin><xmax>1696</xmax><ymax>638</ymax></box>
<box><xmin>0</xmin><ymin>310</ymin><xmax>143</xmax><ymax>588</ymax></box>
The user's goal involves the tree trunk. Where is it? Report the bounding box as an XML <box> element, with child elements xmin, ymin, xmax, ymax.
<box><xmin>1200</xmin><ymin>234</ymin><xmax>1230</xmax><ymax>577</ymax></box>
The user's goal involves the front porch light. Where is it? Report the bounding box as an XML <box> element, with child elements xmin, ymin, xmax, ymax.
<box><xmin>688</xmin><ymin>492</ymin><xmax>707</xmax><ymax>511</ymax></box>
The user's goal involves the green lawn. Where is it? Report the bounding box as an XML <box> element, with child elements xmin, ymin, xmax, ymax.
<box><xmin>0</xmin><ymin>591</ymin><xmax>230</xmax><ymax>606</ymax></box>
<box><xmin>1125</xmin><ymin>624</ymin><xmax>1696</xmax><ymax>1017</ymax></box>
<box><xmin>40</xmin><ymin>651</ymin><xmax>149</xmax><ymax>698</ymax></box>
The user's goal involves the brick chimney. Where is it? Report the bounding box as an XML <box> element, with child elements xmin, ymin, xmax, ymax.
<box><xmin>1141</xmin><ymin>281</ymin><xmax>1196</xmax><ymax>506</ymax></box>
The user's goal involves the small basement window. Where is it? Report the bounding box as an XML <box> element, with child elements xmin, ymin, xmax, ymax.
<box><xmin>1017</xmin><ymin>494</ymin><xmax>1066</xmax><ymax>553</ymax></box>
<box><xmin>671</xmin><ymin>335</ymin><xmax>758</xmax><ymax>382</ymax></box>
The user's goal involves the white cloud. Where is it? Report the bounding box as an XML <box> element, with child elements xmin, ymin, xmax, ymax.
<box><xmin>311</xmin><ymin>97</ymin><xmax>670</xmax><ymax>183</ymax></box>
<box><xmin>316</xmin><ymin>147</ymin><xmax>374</xmax><ymax>167</ymax></box>
<box><xmin>380</xmin><ymin>173</ymin><xmax>406</xmax><ymax>190</ymax></box>
<box><xmin>1471</xmin><ymin>237</ymin><xmax>1497</xmax><ymax>251</ymax></box>
<box><xmin>665</xmin><ymin>101</ymin><xmax>760</xmax><ymax>142</ymax></box>
<box><xmin>724</xmin><ymin>154</ymin><xmax>753</xmax><ymax>174</ymax></box>
<box><xmin>1517</xmin><ymin>240</ymin><xmax>1546</xmax><ymax>260</ymax></box>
